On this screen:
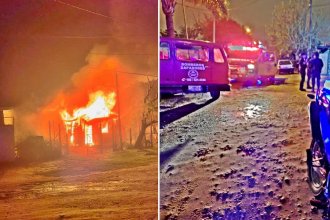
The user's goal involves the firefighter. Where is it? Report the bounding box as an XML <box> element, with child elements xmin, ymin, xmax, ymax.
<box><xmin>310</xmin><ymin>52</ymin><xmax>324</xmax><ymax>93</ymax></box>
<box><xmin>299</xmin><ymin>53</ymin><xmax>308</xmax><ymax>91</ymax></box>
<box><xmin>306</xmin><ymin>56</ymin><xmax>312</xmax><ymax>89</ymax></box>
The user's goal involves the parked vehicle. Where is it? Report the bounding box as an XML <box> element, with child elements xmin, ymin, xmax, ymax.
<box><xmin>276</xmin><ymin>59</ymin><xmax>295</xmax><ymax>74</ymax></box>
<box><xmin>225</xmin><ymin>44</ymin><xmax>276</xmax><ymax>84</ymax></box>
<box><xmin>160</xmin><ymin>37</ymin><xmax>230</xmax><ymax>99</ymax></box>
<box><xmin>307</xmin><ymin>81</ymin><xmax>330</xmax><ymax>216</ymax></box>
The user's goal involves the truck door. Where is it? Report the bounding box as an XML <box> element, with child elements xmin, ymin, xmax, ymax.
<box><xmin>212</xmin><ymin>47</ymin><xmax>229</xmax><ymax>84</ymax></box>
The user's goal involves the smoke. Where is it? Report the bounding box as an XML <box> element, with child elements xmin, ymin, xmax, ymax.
<box><xmin>1</xmin><ymin>0</ymin><xmax>157</xmax><ymax>142</ymax></box>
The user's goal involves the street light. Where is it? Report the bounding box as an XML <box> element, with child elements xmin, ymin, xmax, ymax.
<box><xmin>245</xmin><ymin>26</ymin><xmax>251</xmax><ymax>34</ymax></box>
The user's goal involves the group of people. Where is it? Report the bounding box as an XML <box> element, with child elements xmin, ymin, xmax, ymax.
<box><xmin>299</xmin><ymin>52</ymin><xmax>324</xmax><ymax>92</ymax></box>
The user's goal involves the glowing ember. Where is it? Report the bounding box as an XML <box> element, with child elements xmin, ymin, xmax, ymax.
<box><xmin>61</xmin><ymin>91</ymin><xmax>116</xmax><ymax>146</ymax></box>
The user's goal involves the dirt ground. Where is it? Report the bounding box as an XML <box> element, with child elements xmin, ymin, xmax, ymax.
<box><xmin>0</xmin><ymin>148</ymin><xmax>158</xmax><ymax>220</ymax></box>
<box><xmin>160</xmin><ymin>74</ymin><xmax>327</xmax><ymax>219</ymax></box>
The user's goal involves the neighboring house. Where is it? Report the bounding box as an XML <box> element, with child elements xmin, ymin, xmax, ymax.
<box><xmin>318</xmin><ymin>45</ymin><xmax>330</xmax><ymax>75</ymax></box>
<box><xmin>0</xmin><ymin>108</ymin><xmax>15</xmax><ymax>162</ymax></box>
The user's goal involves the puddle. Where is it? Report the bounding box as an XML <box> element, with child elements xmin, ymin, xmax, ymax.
<box><xmin>244</xmin><ymin>104</ymin><xmax>264</xmax><ymax>120</ymax></box>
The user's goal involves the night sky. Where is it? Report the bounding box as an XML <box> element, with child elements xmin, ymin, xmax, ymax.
<box><xmin>160</xmin><ymin>0</ymin><xmax>330</xmax><ymax>41</ymax></box>
<box><xmin>0</xmin><ymin>0</ymin><xmax>157</xmax><ymax>107</ymax></box>
<box><xmin>0</xmin><ymin>0</ymin><xmax>108</xmax><ymax>106</ymax></box>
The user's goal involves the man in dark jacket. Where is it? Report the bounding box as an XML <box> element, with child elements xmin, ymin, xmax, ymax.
<box><xmin>299</xmin><ymin>53</ymin><xmax>308</xmax><ymax>91</ymax></box>
<box><xmin>306</xmin><ymin>56</ymin><xmax>312</xmax><ymax>89</ymax></box>
<box><xmin>310</xmin><ymin>52</ymin><xmax>324</xmax><ymax>93</ymax></box>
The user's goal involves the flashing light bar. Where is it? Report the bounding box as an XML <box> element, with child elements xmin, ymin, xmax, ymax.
<box><xmin>228</xmin><ymin>58</ymin><xmax>255</xmax><ymax>62</ymax></box>
<box><xmin>228</xmin><ymin>45</ymin><xmax>260</xmax><ymax>51</ymax></box>
<box><xmin>242</xmin><ymin>46</ymin><xmax>259</xmax><ymax>51</ymax></box>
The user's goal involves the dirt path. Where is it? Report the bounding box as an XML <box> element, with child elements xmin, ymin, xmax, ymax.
<box><xmin>0</xmin><ymin>149</ymin><xmax>157</xmax><ymax>220</ymax></box>
<box><xmin>160</xmin><ymin>75</ymin><xmax>321</xmax><ymax>219</ymax></box>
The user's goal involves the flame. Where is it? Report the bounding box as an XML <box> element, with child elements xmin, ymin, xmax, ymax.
<box><xmin>60</xmin><ymin>91</ymin><xmax>116</xmax><ymax>122</ymax></box>
<box><xmin>60</xmin><ymin>91</ymin><xmax>116</xmax><ymax>146</ymax></box>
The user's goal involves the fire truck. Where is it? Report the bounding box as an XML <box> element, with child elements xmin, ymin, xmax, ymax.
<box><xmin>225</xmin><ymin>43</ymin><xmax>277</xmax><ymax>84</ymax></box>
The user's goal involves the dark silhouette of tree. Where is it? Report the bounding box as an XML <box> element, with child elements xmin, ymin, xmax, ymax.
<box><xmin>134</xmin><ymin>79</ymin><xmax>157</xmax><ymax>148</ymax></box>
<box><xmin>266</xmin><ymin>0</ymin><xmax>329</xmax><ymax>54</ymax></box>
<box><xmin>161</xmin><ymin>0</ymin><xmax>229</xmax><ymax>38</ymax></box>
<box><xmin>161</xmin><ymin>0</ymin><xmax>176</xmax><ymax>38</ymax></box>
<box><xmin>175</xmin><ymin>17</ymin><xmax>252</xmax><ymax>45</ymax></box>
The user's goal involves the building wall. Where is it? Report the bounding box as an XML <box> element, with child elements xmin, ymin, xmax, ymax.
<box><xmin>320</xmin><ymin>50</ymin><xmax>329</xmax><ymax>75</ymax></box>
<box><xmin>0</xmin><ymin>125</ymin><xmax>15</xmax><ymax>162</ymax></box>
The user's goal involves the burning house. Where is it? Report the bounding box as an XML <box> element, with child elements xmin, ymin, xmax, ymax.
<box><xmin>61</xmin><ymin>91</ymin><xmax>119</xmax><ymax>149</ymax></box>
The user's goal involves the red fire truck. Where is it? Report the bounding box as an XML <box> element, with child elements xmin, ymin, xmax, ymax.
<box><xmin>225</xmin><ymin>43</ymin><xmax>277</xmax><ymax>84</ymax></box>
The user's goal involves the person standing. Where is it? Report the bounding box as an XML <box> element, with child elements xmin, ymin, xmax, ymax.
<box><xmin>299</xmin><ymin>53</ymin><xmax>308</xmax><ymax>91</ymax></box>
<box><xmin>310</xmin><ymin>52</ymin><xmax>324</xmax><ymax>93</ymax></box>
<box><xmin>306</xmin><ymin>56</ymin><xmax>312</xmax><ymax>89</ymax></box>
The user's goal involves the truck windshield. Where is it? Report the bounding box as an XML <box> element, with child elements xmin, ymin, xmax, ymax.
<box><xmin>175</xmin><ymin>44</ymin><xmax>209</xmax><ymax>62</ymax></box>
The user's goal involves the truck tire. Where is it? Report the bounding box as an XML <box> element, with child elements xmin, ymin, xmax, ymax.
<box><xmin>307</xmin><ymin>139</ymin><xmax>327</xmax><ymax>196</ymax></box>
<box><xmin>210</xmin><ymin>90</ymin><xmax>220</xmax><ymax>99</ymax></box>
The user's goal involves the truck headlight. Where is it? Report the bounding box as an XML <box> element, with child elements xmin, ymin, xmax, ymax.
<box><xmin>247</xmin><ymin>64</ymin><xmax>255</xmax><ymax>69</ymax></box>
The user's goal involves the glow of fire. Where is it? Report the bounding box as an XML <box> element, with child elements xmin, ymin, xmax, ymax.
<box><xmin>61</xmin><ymin>91</ymin><xmax>116</xmax><ymax>122</ymax></box>
<box><xmin>60</xmin><ymin>91</ymin><xmax>116</xmax><ymax>146</ymax></box>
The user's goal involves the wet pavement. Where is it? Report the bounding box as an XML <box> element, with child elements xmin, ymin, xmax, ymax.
<box><xmin>160</xmin><ymin>74</ymin><xmax>326</xmax><ymax>219</ymax></box>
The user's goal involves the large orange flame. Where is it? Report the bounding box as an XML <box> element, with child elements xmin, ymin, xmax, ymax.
<box><xmin>60</xmin><ymin>91</ymin><xmax>116</xmax><ymax>146</ymax></box>
<box><xmin>60</xmin><ymin>91</ymin><xmax>116</xmax><ymax>121</ymax></box>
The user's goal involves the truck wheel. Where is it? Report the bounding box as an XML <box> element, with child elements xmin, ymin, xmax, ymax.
<box><xmin>307</xmin><ymin>139</ymin><xmax>327</xmax><ymax>196</ymax></box>
<box><xmin>210</xmin><ymin>90</ymin><xmax>220</xmax><ymax>99</ymax></box>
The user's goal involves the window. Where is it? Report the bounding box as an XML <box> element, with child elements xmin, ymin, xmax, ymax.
<box><xmin>175</xmin><ymin>45</ymin><xmax>209</xmax><ymax>62</ymax></box>
<box><xmin>279</xmin><ymin>60</ymin><xmax>292</xmax><ymax>65</ymax></box>
<box><xmin>214</xmin><ymin>48</ymin><xmax>225</xmax><ymax>63</ymax></box>
<box><xmin>160</xmin><ymin>42</ymin><xmax>170</xmax><ymax>60</ymax></box>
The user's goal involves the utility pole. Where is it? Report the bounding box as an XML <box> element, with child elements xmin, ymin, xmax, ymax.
<box><xmin>213</xmin><ymin>17</ymin><xmax>216</xmax><ymax>43</ymax></box>
<box><xmin>309</xmin><ymin>0</ymin><xmax>312</xmax><ymax>56</ymax></box>
<box><xmin>115</xmin><ymin>73</ymin><xmax>123</xmax><ymax>150</ymax></box>
<box><xmin>49</xmin><ymin>121</ymin><xmax>52</xmax><ymax>145</ymax></box>
<box><xmin>182</xmin><ymin>0</ymin><xmax>189</xmax><ymax>39</ymax></box>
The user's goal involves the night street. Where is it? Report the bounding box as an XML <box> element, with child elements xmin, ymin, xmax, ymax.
<box><xmin>160</xmin><ymin>74</ymin><xmax>323</xmax><ymax>219</ymax></box>
<box><xmin>0</xmin><ymin>149</ymin><xmax>157</xmax><ymax>219</ymax></box>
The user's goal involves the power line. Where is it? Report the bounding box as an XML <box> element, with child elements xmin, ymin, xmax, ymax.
<box><xmin>53</xmin><ymin>0</ymin><xmax>111</xmax><ymax>19</ymax></box>
<box><xmin>53</xmin><ymin>0</ymin><xmax>152</xmax><ymax>26</ymax></box>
